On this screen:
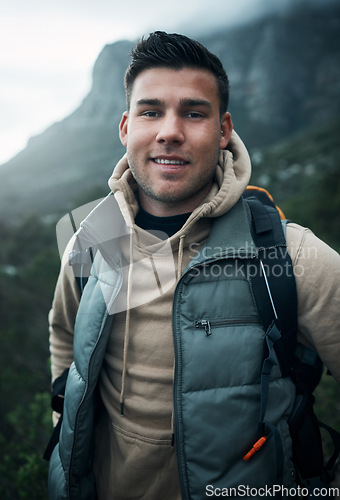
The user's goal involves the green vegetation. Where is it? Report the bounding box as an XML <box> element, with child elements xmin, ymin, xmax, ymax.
<box><xmin>0</xmin><ymin>216</ymin><xmax>59</xmax><ymax>499</ymax></box>
<box><xmin>0</xmin><ymin>119</ymin><xmax>339</xmax><ymax>497</ymax></box>
<box><xmin>314</xmin><ymin>372</ymin><xmax>340</xmax><ymax>461</ymax></box>
<box><xmin>250</xmin><ymin>117</ymin><xmax>340</xmax><ymax>251</ymax></box>
<box><xmin>0</xmin><ymin>393</ymin><xmax>52</xmax><ymax>499</ymax></box>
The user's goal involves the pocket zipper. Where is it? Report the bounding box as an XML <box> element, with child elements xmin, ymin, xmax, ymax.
<box><xmin>194</xmin><ymin>317</ymin><xmax>260</xmax><ymax>336</ymax></box>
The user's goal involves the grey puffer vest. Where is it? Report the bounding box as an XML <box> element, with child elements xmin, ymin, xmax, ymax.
<box><xmin>172</xmin><ymin>198</ymin><xmax>296</xmax><ymax>499</ymax></box>
<box><xmin>48</xmin><ymin>196</ymin><xmax>297</xmax><ymax>499</ymax></box>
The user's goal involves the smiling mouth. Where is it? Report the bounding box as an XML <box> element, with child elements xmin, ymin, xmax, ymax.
<box><xmin>152</xmin><ymin>158</ymin><xmax>189</xmax><ymax>165</ymax></box>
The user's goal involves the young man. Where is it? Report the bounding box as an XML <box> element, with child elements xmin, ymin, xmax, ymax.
<box><xmin>48</xmin><ymin>32</ymin><xmax>340</xmax><ymax>499</ymax></box>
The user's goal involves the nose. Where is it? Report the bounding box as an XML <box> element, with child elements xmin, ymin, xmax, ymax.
<box><xmin>156</xmin><ymin>113</ymin><xmax>184</xmax><ymax>145</ymax></box>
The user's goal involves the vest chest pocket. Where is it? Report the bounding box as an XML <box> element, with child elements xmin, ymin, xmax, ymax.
<box><xmin>176</xmin><ymin>269</ymin><xmax>266</xmax><ymax>390</ymax></box>
<box><xmin>177</xmin><ymin>316</ymin><xmax>265</xmax><ymax>392</ymax></box>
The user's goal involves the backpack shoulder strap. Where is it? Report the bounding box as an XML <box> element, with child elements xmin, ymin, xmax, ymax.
<box><xmin>245</xmin><ymin>185</ymin><xmax>286</xmax><ymax>220</ymax></box>
<box><xmin>243</xmin><ymin>191</ymin><xmax>298</xmax><ymax>373</ymax></box>
<box><xmin>241</xmin><ymin>190</ymin><xmax>298</xmax><ymax>483</ymax></box>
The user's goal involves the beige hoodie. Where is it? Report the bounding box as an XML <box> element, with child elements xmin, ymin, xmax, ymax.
<box><xmin>49</xmin><ymin>131</ymin><xmax>340</xmax><ymax>498</ymax></box>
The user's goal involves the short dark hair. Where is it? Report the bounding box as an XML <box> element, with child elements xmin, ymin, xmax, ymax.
<box><xmin>124</xmin><ymin>31</ymin><xmax>229</xmax><ymax>114</ymax></box>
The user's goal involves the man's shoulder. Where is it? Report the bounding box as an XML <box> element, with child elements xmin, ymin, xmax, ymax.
<box><xmin>286</xmin><ymin>222</ymin><xmax>340</xmax><ymax>266</ymax></box>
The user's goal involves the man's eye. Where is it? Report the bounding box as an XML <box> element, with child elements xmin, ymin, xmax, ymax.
<box><xmin>186</xmin><ymin>112</ymin><xmax>204</xmax><ymax>118</ymax></box>
<box><xmin>142</xmin><ymin>111</ymin><xmax>160</xmax><ymax>117</ymax></box>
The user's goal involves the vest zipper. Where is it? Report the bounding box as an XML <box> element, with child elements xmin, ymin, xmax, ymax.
<box><xmin>172</xmin><ymin>278</ymin><xmax>190</xmax><ymax>499</ymax></box>
<box><xmin>195</xmin><ymin>317</ymin><xmax>260</xmax><ymax>336</ymax></box>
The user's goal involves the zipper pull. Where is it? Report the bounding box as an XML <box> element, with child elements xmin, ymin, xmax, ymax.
<box><xmin>195</xmin><ymin>320</ymin><xmax>212</xmax><ymax>336</ymax></box>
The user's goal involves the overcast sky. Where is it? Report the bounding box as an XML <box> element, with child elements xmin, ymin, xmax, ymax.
<box><xmin>0</xmin><ymin>0</ymin><xmax>323</xmax><ymax>165</ymax></box>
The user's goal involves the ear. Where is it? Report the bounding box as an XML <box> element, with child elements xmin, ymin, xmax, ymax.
<box><xmin>219</xmin><ymin>112</ymin><xmax>233</xmax><ymax>149</ymax></box>
<box><xmin>119</xmin><ymin>111</ymin><xmax>129</xmax><ymax>147</ymax></box>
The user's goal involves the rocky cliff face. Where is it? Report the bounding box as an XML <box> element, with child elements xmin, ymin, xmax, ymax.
<box><xmin>205</xmin><ymin>4</ymin><xmax>340</xmax><ymax>145</ymax></box>
<box><xmin>1</xmin><ymin>2</ymin><xmax>339</xmax><ymax>219</ymax></box>
<box><xmin>71</xmin><ymin>40</ymin><xmax>131</xmax><ymax>124</ymax></box>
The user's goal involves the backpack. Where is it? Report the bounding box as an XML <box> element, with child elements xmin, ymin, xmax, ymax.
<box><xmin>45</xmin><ymin>186</ymin><xmax>340</xmax><ymax>495</ymax></box>
<box><xmin>243</xmin><ymin>185</ymin><xmax>340</xmax><ymax>495</ymax></box>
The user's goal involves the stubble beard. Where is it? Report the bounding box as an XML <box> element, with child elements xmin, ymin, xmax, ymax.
<box><xmin>128</xmin><ymin>151</ymin><xmax>220</xmax><ymax>206</ymax></box>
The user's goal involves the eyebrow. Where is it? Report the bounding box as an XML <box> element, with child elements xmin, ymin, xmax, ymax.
<box><xmin>135</xmin><ymin>98</ymin><xmax>212</xmax><ymax>109</ymax></box>
<box><xmin>136</xmin><ymin>98</ymin><xmax>164</xmax><ymax>107</ymax></box>
<box><xmin>179</xmin><ymin>98</ymin><xmax>212</xmax><ymax>109</ymax></box>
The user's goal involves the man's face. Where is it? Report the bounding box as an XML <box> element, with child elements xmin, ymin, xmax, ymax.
<box><xmin>119</xmin><ymin>67</ymin><xmax>233</xmax><ymax>215</ymax></box>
